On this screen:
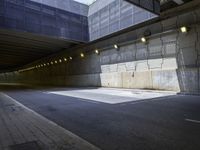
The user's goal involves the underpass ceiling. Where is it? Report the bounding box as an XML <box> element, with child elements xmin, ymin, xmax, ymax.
<box><xmin>0</xmin><ymin>29</ymin><xmax>81</xmax><ymax>72</ymax></box>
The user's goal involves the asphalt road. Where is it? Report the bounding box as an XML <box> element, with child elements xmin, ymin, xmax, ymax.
<box><xmin>2</xmin><ymin>87</ymin><xmax>200</xmax><ymax>150</ymax></box>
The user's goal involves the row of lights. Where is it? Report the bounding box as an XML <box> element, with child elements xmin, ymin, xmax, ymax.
<box><xmin>19</xmin><ymin>26</ymin><xmax>188</xmax><ymax>72</ymax></box>
<box><xmin>139</xmin><ymin>26</ymin><xmax>188</xmax><ymax>44</ymax></box>
<box><xmin>70</xmin><ymin>26</ymin><xmax>188</xmax><ymax>59</ymax></box>
<box><xmin>35</xmin><ymin>57</ymin><xmax>72</xmax><ymax>68</ymax></box>
<box><xmin>34</xmin><ymin>49</ymin><xmax>100</xmax><ymax>70</ymax></box>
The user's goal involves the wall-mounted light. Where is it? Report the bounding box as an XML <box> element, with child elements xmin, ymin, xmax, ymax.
<box><xmin>95</xmin><ymin>49</ymin><xmax>99</xmax><ymax>55</ymax></box>
<box><xmin>51</xmin><ymin>61</ymin><xmax>54</xmax><ymax>65</ymax></box>
<box><xmin>55</xmin><ymin>60</ymin><xmax>58</xmax><ymax>64</ymax></box>
<box><xmin>47</xmin><ymin>63</ymin><xmax>50</xmax><ymax>66</ymax></box>
<box><xmin>114</xmin><ymin>44</ymin><xmax>118</xmax><ymax>49</ymax></box>
<box><xmin>180</xmin><ymin>26</ymin><xmax>188</xmax><ymax>33</ymax></box>
<box><xmin>64</xmin><ymin>58</ymin><xmax>67</xmax><ymax>61</ymax></box>
<box><xmin>41</xmin><ymin>64</ymin><xmax>43</xmax><ymax>67</ymax></box>
<box><xmin>69</xmin><ymin>56</ymin><xmax>73</xmax><ymax>60</ymax></box>
<box><xmin>80</xmin><ymin>53</ymin><xmax>84</xmax><ymax>58</ymax></box>
<box><xmin>44</xmin><ymin>64</ymin><xmax>46</xmax><ymax>66</ymax></box>
<box><xmin>141</xmin><ymin>37</ymin><xmax>147</xmax><ymax>43</ymax></box>
<box><xmin>59</xmin><ymin>59</ymin><xmax>62</xmax><ymax>63</ymax></box>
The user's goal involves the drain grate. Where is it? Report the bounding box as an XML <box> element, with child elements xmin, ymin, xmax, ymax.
<box><xmin>9</xmin><ymin>141</ymin><xmax>41</xmax><ymax>150</ymax></box>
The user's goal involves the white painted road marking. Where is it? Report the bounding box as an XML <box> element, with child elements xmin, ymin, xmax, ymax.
<box><xmin>185</xmin><ymin>119</ymin><xmax>200</xmax><ymax>124</ymax></box>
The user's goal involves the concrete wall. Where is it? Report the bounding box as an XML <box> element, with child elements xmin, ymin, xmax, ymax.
<box><xmin>88</xmin><ymin>0</ymin><xmax>157</xmax><ymax>40</ymax></box>
<box><xmin>1</xmin><ymin>7</ymin><xmax>200</xmax><ymax>94</ymax></box>
<box><xmin>0</xmin><ymin>0</ymin><xmax>89</xmax><ymax>42</ymax></box>
<box><xmin>30</xmin><ymin>0</ymin><xmax>89</xmax><ymax>16</ymax></box>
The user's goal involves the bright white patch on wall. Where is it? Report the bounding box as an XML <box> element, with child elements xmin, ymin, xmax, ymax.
<box><xmin>74</xmin><ymin>0</ymin><xmax>96</xmax><ymax>5</ymax></box>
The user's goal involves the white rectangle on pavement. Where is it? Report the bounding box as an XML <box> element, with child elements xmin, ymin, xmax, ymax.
<box><xmin>47</xmin><ymin>88</ymin><xmax>176</xmax><ymax>104</ymax></box>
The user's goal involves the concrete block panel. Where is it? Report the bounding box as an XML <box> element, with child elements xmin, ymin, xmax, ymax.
<box><xmin>119</xmin><ymin>44</ymin><xmax>136</xmax><ymax>62</ymax></box>
<box><xmin>110</xmin><ymin>53</ymin><xmax>121</xmax><ymax>64</ymax></box>
<box><xmin>148</xmin><ymin>45</ymin><xmax>163</xmax><ymax>59</ymax></box>
<box><xmin>117</xmin><ymin>63</ymin><xmax>127</xmax><ymax>72</ymax></box>
<box><xmin>197</xmin><ymin>26</ymin><xmax>200</xmax><ymax>54</ymax></box>
<box><xmin>136</xmin><ymin>48</ymin><xmax>148</xmax><ymax>60</ymax></box>
<box><xmin>100</xmin><ymin>72</ymin><xmax>122</xmax><ymax>87</ymax></box>
<box><xmin>177</xmin><ymin>12</ymin><xmax>196</xmax><ymax>27</ymax></box>
<box><xmin>161</xmin><ymin>17</ymin><xmax>177</xmax><ymax>31</ymax></box>
<box><xmin>149</xmin><ymin>38</ymin><xmax>162</xmax><ymax>46</ymax></box>
<box><xmin>66</xmin><ymin>74</ymin><xmax>101</xmax><ymax>86</ymax></box>
<box><xmin>118</xmin><ymin>31</ymin><xmax>137</xmax><ymax>43</ymax></box>
<box><xmin>161</xmin><ymin>33</ymin><xmax>177</xmax><ymax>43</ymax></box>
<box><xmin>90</xmin><ymin>56</ymin><xmax>101</xmax><ymax>73</ymax></box>
<box><xmin>147</xmin><ymin>22</ymin><xmax>163</xmax><ymax>35</ymax></box>
<box><xmin>100</xmin><ymin>48</ymin><xmax>123</xmax><ymax>65</ymax></box>
<box><xmin>178</xmin><ymin>46</ymin><xmax>197</xmax><ymax>67</ymax></box>
<box><xmin>121</xmin><ymin>72</ymin><xmax>134</xmax><ymax>89</ymax></box>
<box><xmin>178</xmin><ymin>31</ymin><xmax>197</xmax><ymax>48</ymax></box>
<box><xmin>136</xmin><ymin>41</ymin><xmax>148</xmax><ymax>49</ymax></box>
<box><xmin>100</xmin><ymin>54</ymin><xmax>110</xmax><ymax>65</ymax></box>
<box><xmin>101</xmin><ymin>65</ymin><xmax>110</xmax><ymax>73</ymax></box>
<box><xmin>118</xmin><ymin>50</ymin><xmax>134</xmax><ymax>63</ymax></box>
<box><xmin>152</xmin><ymin>70</ymin><xmax>180</xmax><ymax>91</ymax></box>
<box><xmin>148</xmin><ymin>58</ymin><xmax>163</xmax><ymax>70</ymax></box>
<box><xmin>135</xmin><ymin>60</ymin><xmax>148</xmax><ymax>72</ymax></box>
<box><xmin>195</xmin><ymin>9</ymin><xmax>200</xmax><ymax>22</ymax></box>
<box><xmin>126</xmin><ymin>62</ymin><xmax>136</xmax><ymax>71</ymax></box>
<box><xmin>199</xmin><ymin>68</ymin><xmax>200</xmax><ymax>93</ymax></box>
<box><xmin>196</xmin><ymin>42</ymin><xmax>200</xmax><ymax>66</ymax></box>
<box><xmin>122</xmin><ymin>71</ymin><xmax>152</xmax><ymax>89</ymax></box>
<box><xmin>162</xmin><ymin>58</ymin><xmax>178</xmax><ymax>70</ymax></box>
<box><xmin>164</xmin><ymin>43</ymin><xmax>176</xmax><ymax>57</ymax></box>
<box><xmin>110</xmin><ymin>64</ymin><xmax>118</xmax><ymax>72</ymax></box>
<box><xmin>177</xmin><ymin>68</ymin><xmax>199</xmax><ymax>93</ymax></box>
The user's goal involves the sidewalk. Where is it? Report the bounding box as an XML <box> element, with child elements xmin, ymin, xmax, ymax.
<box><xmin>0</xmin><ymin>92</ymin><xmax>100</xmax><ymax>150</ymax></box>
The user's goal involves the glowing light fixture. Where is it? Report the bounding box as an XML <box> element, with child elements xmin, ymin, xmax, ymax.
<box><xmin>64</xmin><ymin>58</ymin><xmax>67</xmax><ymax>61</ymax></box>
<box><xmin>44</xmin><ymin>64</ymin><xmax>46</xmax><ymax>66</ymax></box>
<box><xmin>69</xmin><ymin>56</ymin><xmax>73</xmax><ymax>60</ymax></box>
<box><xmin>47</xmin><ymin>63</ymin><xmax>50</xmax><ymax>66</ymax></box>
<box><xmin>114</xmin><ymin>44</ymin><xmax>118</xmax><ymax>49</ymax></box>
<box><xmin>180</xmin><ymin>26</ymin><xmax>188</xmax><ymax>33</ymax></box>
<box><xmin>55</xmin><ymin>60</ymin><xmax>58</xmax><ymax>64</ymax></box>
<box><xmin>80</xmin><ymin>53</ymin><xmax>84</xmax><ymax>58</ymax></box>
<box><xmin>41</xmin><ymin>64</ymin><xmax>43</xmax><ymax>67</ymax></box>
<box><xmin>141</xmin><ymin>37</ymin><xmax>147</xmax><ymax>43</ymax></box>
<box><xmin>51</xmin><ymin>61</ymin><xmax>54</xmax><ymax>65</ymax></box>
<box><xmin>95</xmin><ymin>49</ymin><xmax>99</xmax><ymax>55</ymax></box>
<box><xmin>59</xmin><ymin>59</ymin><xmax>62</xmax><ymax>63</ymax></box>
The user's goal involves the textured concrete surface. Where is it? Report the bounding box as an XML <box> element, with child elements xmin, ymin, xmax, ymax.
<box><xmin>2</xmin><ymin>85</ymin><xmax>200</xmax><ymax>150</ymax></box>
<box><xmin>0</xmin><ymin>92</ymin><xmax>100</xmax><ymax>150</ymax></box>
<box><xmin>0</xmin><ymin>7</ymin><xmax>200</xmax><ymax>93</ymax></box>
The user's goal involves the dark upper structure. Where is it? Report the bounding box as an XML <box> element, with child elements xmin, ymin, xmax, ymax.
<box><xmin>0</xmin><ymin>0</ymin><xmax>89</xmax><ymax>42</ymax></box>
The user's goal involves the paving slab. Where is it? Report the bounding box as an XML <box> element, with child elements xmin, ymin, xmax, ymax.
<box><xmin>0</xmin><ymin>92</ymin><xmax>101</xmax><ymax>150</ymax></box>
